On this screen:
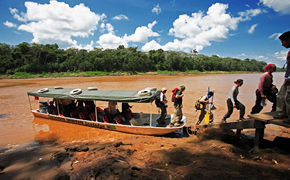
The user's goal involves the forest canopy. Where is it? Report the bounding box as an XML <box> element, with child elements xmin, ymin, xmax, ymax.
<box><xmin>0</xmin><ymin>42</ymin><xmax>268</xmax><ymax>75</ymax></box>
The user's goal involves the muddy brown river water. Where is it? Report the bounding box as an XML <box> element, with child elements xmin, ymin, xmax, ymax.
<box><xmin>0</xmin><ymin>73</ymin><xmax>288</xmax><ymax>147</ymax></box>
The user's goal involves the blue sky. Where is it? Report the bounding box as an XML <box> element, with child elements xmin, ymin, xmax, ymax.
<box><xmin>1</xmin><ymin>0</ymin><xmax>289</xmax><ymax>67</ymax></box>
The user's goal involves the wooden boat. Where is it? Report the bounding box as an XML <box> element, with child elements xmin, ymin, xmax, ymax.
<box><xmin>27</xmin><ymin>87</ymin><xmax>186</xmax><ymax>135</ymax></box>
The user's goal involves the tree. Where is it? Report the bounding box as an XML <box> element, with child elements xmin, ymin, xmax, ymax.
<box><xmin>0</xmin><ymin>42</ymin><xmax>269</xmax><ymax>75</ymax></box>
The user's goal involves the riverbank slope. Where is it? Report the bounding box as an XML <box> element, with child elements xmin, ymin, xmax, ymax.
<box><xmin>0</xmin><ymin>128</ymin><xmax>289</xmax><ymax>180</ymax></box>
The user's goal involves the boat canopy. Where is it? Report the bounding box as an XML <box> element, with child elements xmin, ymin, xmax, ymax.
<box><xmin>27</xmin><ymin>88</ymin><xmax>160</xmax><ymax>103</ymax></box>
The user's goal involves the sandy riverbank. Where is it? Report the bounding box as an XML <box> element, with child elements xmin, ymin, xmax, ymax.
<box><xmin>1</xmin><ymin>128</ymin><xmax>289</xmax><ymax>180</ymax></box>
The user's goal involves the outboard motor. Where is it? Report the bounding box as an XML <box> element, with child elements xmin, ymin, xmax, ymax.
<box><xmin>39</xmin><ymin>101</ymin><xmax>48</xmax><ymax>113</ymax></box>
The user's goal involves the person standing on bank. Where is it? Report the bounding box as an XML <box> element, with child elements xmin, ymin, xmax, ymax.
<box><xmin>251</xmin><ymin>64</ymin><xmax>277</xmax><ymax>114</ymax></box>
<box><xmin>276</xmin><ymin>31</ymin><xmax>290</xmax><ymax>119</ymax></box>
<box><xmin>170</xmin><ymin>85</ymin><xmax>186</xmax><ymax>127</ymax></box>
<box><xmin>156</xmin><ymin>88</ymin><xmax>168</xmax><ymax>125</ymax></box>
<box><xmin>222</xmin><ymin>79</ymin><xmax>245</xmax><ymax>122</ymax></box>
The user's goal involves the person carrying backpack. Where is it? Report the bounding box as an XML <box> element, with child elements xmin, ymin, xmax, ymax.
<box><xmin>170</xmin><ymin>85</ymin><xmax>186</xmax><ymax>127</ymax></box>
<box><xmin>155</xmin><ymin>88</ymin><xmax>168</xmax><ymax>126</ymax></box>
<box><xmin>196</xmin><ymin>91</ymin><xmax>214</xmax><ymax>125</ymax></box>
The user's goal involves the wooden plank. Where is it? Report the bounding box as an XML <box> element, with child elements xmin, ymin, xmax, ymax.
<box><xmin>254</xmin><ymin>128</ymin><xmax>265</xmax><ymax>149</ymax></box>
<box><xmin>248</xmin><ymin>112</ymin><xmax>278</xmax><ymax>122</ymax></box>
<box><xmin>268</xmin><ymin>119</ymin><xmax>290</xmax><ymax>128</ymax></box>
<box><xmin>195</xmin><ymin>119</ymin><xmax>266</xmax><ymax>130</ymax></box>
<box><xmin>219</xmin><ymin>119</ymin><xmax>265</xmax><ymax>130</ymax></box>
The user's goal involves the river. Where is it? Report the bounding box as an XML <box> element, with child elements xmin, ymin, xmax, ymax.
<box><xmin>0</xmin><ymin>72</ymin><xmax>288</xmax><ymax>147</ymax></box>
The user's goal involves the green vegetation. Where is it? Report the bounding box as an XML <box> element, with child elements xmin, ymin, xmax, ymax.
<box><xmin>0</xmin><ymin>42</ymin><xmax>270</xmax><ymax>78</ymax></box>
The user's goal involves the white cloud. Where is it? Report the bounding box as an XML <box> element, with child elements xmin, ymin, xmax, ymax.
<box><xmin>13</xmin><ymin>1</ymin><xmax>104</xmax><ymax>49</ymax></box>
<box><xmin>97</xmin><ymin>33</ymin><xmax>128</xmax><ymax>49</ymax></box>
<box><xmin>248</xmin><ymin>24</ymin><xmax>258</xmax><ymax>34</ymax></box>
<box><xmin>162</xmin><ymin>3</ymin><xmax>240</xmax><ymax>52</ymax></box>
<box><xmin>260</xmin><ymin>0</ymin><xmax>290</xmax><ymax>14</ymax></box>
<box><xmin>3</xmin><ymin>21</ymin><xmax>17</xmax><ymax>28</ymax></box>
<box><xmin>152</xmin><ymin>3</ymin><xmax>161</xmax><ymax>15</ymax></box>
<box><xmin>112</xmin><ymin>14</ymin><xmax>128</xmax><ymax>20</ymax></box>
<box><xmin>140</xmin><ymin>3</ymin><xmax>264</xmax><ymax>52</ymax></box>
<box><xmin>97</xmin><ymin>21</ymin><xmax>159</xmax><ymax>49</ymax></box>
<box><xmin>235</xmin><ymin>51</ymin><xmax>287</xmax><ymax>67</ymax></box>
<box><xmin>126</xmin><ymin>21</ymin><xmax>159</xmax><ymax>43</ymax></box>
<box><xmin>268</xmin><ymin>32</ymin><xmax>281</xmax><ymax>40</ymax></box>
<box><xmin>142</xmin><ymin>40</ymin><xmax>162</xmax><ymax>51</ymax></box>
<box><xmin>274</xmin><ymin>50</ymin><xmax>288</xmax><ymax>61</ymax></box>
<box><xmin>9</xmin><ymin>8</ymin><xmax>18</xmax><ymax>14</ymax></box>
<box><xmin>9</xmin><ymin>8</ymin><xmax>27</xmax><ymax>22</ymax></box>
<box><xmin>237</xmin><ymin>8</ymin><xmax>262</xmax><ymax>21</ymax></box>
<box><xmin>256</xmin><ymin>55</ymin><xmax>267</xmax><ymax>60</ymax></box>
<box><xmin>267</xmin><ymin>50</ymin><xmax>289</xmax><ymax>67</ymax></box>
<box><xmin>100</xmin><ymin>23</ymin><xmax>114</xmax><ymax>33</ymax></box>
<box><xmin>74</xmin><ymin>40</ymin><xmax>94</xmax><ymax>50</ymax></box>
<box><xmin>106</xmin><ymin>23</ymin><xmax>114</xmax><ymax>33</ymax></box>
<box><xmin>237</xmin><ymin>53</ymin><xmax>247</xmax><ymax>57</ymax></box>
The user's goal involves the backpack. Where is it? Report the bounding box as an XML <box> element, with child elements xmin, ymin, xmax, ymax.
<box><xmin>171</xmin><ymin>88</ymin><xmax>179</xmax><ymax>102</ymax></box>
<box><xmin>155</xmin><ymin>94</ymin><xmax>163</xmax><ymax>108</ymax></box>
<box><xmin>194</xmin><ymin>97</ymin><xmax>203</xmax><ymax>110</ymax></box>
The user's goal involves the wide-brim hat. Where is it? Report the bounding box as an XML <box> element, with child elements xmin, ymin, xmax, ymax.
<box><xmin>180</xmin><ymin>85</ymin><xmax>186</xmax><ymax>90</ymax></box>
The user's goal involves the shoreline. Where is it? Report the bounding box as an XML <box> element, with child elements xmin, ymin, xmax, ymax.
<box><xmin>0</xmin><ymin>70</ymin><xmax>265</xmax><ymax>79</ymax></box>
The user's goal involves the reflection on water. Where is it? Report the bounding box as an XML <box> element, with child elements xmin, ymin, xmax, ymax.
<box><xmin>0</xmin><ymin>114</ymin><xmax>9</xmax><ymax>119</ymax></box>
<box><xmin>0</xmin><ymin>73</ymin><xmax>288</xmax><ymax>147</ymax></box>
<box><xmin>33</xmin><ymin>117</ymin><xmax>132</xmax><ymax>144</ymax></box>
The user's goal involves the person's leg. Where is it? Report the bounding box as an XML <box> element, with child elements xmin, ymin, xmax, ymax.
<box><xmin>275</xmin><ymin>82</ymin><xmax>290</xmax><ymax>118</ymax></box>
<box><xmin>236</xmin><ymin>101</ymin><xmax>245</xmax><ymax>119</ymax></box>
<box><xmin>176</xmin><ymin>105</ymin><xmax>183</xmax><ymax>124</ymax></box>
<box><xmin>209</xmin><ymin>112</ymin><xmax>214</xmax><ymax>123</ymax></box>
<box><xmin>277</xmin><ymin>82</ymin><xmax>286</xmax><ymax>113</ymax></box>
<box><xmin>170</xmin><ymin>105</ymin><xmax>178</xmax><ymax>125</ymax></box>
<box><xmin>251</xmin><ymin>89</ymin><xmax>263</xmax><ymax>114</ymax></box>
<box><xmin>158</xmin><ymin>105</ymin><xmax>166</xmax><ymax>124</ymax></box>
<box><xmin>197</xmin><ymin>109</ymin><xmax>206</xmax><ymax>125</ymax></box>
<box><xmin>265</xmin><ymin>91</ymin><xmax>277</xmax><ymax>112</ymax></box>
<box><xmin>223</xmin><ymin>99</ymin><xmax>233</xmax><ymax>121</ymax></box>
<box><xmin>286</xmin><ymin>85</ymin><xmax>290</xmax><ymax>118</ymax></box>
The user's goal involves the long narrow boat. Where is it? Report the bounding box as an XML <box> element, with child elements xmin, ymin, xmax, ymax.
<box><xmin>27</xmin><ymin>87</ymin><xmax>186</xmax><ymax>135</ymax></box>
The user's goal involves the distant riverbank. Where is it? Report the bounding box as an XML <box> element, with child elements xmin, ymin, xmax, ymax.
<box><xmin>0</xmin><ymin>70</ymin><xmax>261</xmax><ymax>79</ymax></box>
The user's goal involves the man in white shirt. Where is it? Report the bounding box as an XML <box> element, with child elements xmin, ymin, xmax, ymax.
<box><xmin>157</xmin><ymin>88</ymin><xmax>168</xmax><ymax>126</ymax></box>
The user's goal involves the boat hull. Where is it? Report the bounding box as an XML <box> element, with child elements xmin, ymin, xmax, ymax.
<box><xmin>32</xmin><ymin>110</ymin><xmax>185</xmax><ymax>135</ymax></box>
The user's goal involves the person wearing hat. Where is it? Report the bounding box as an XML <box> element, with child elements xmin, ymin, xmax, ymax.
<box><xmin>170</xmin><ymin>85</ymin><xmax>186</xmax><ymax>126</ymax></box>
<box><xmin>276</xmin><ymin>31</ymin><xmax>290</xmax><ymax>119</ymax></box>
<box><xmin>196</xmin><ymin>91</ymin><xmax>214</xmax><ymax>125</ymax></box>
<box><xmin>251</xmin><ymin>64</ymin><xmax>277</xmax><ymax>114</ymax></box>
<box><xmin>156</xmin><ymin>88</ymin><xmax>168</xmax><ymax>126</ymax></box>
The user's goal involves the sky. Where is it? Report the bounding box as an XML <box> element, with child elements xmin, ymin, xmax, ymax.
<box><xmin>1</xmin><ymin>0</ymin><xmax>290</xmax><ymax>67</ymax></box>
